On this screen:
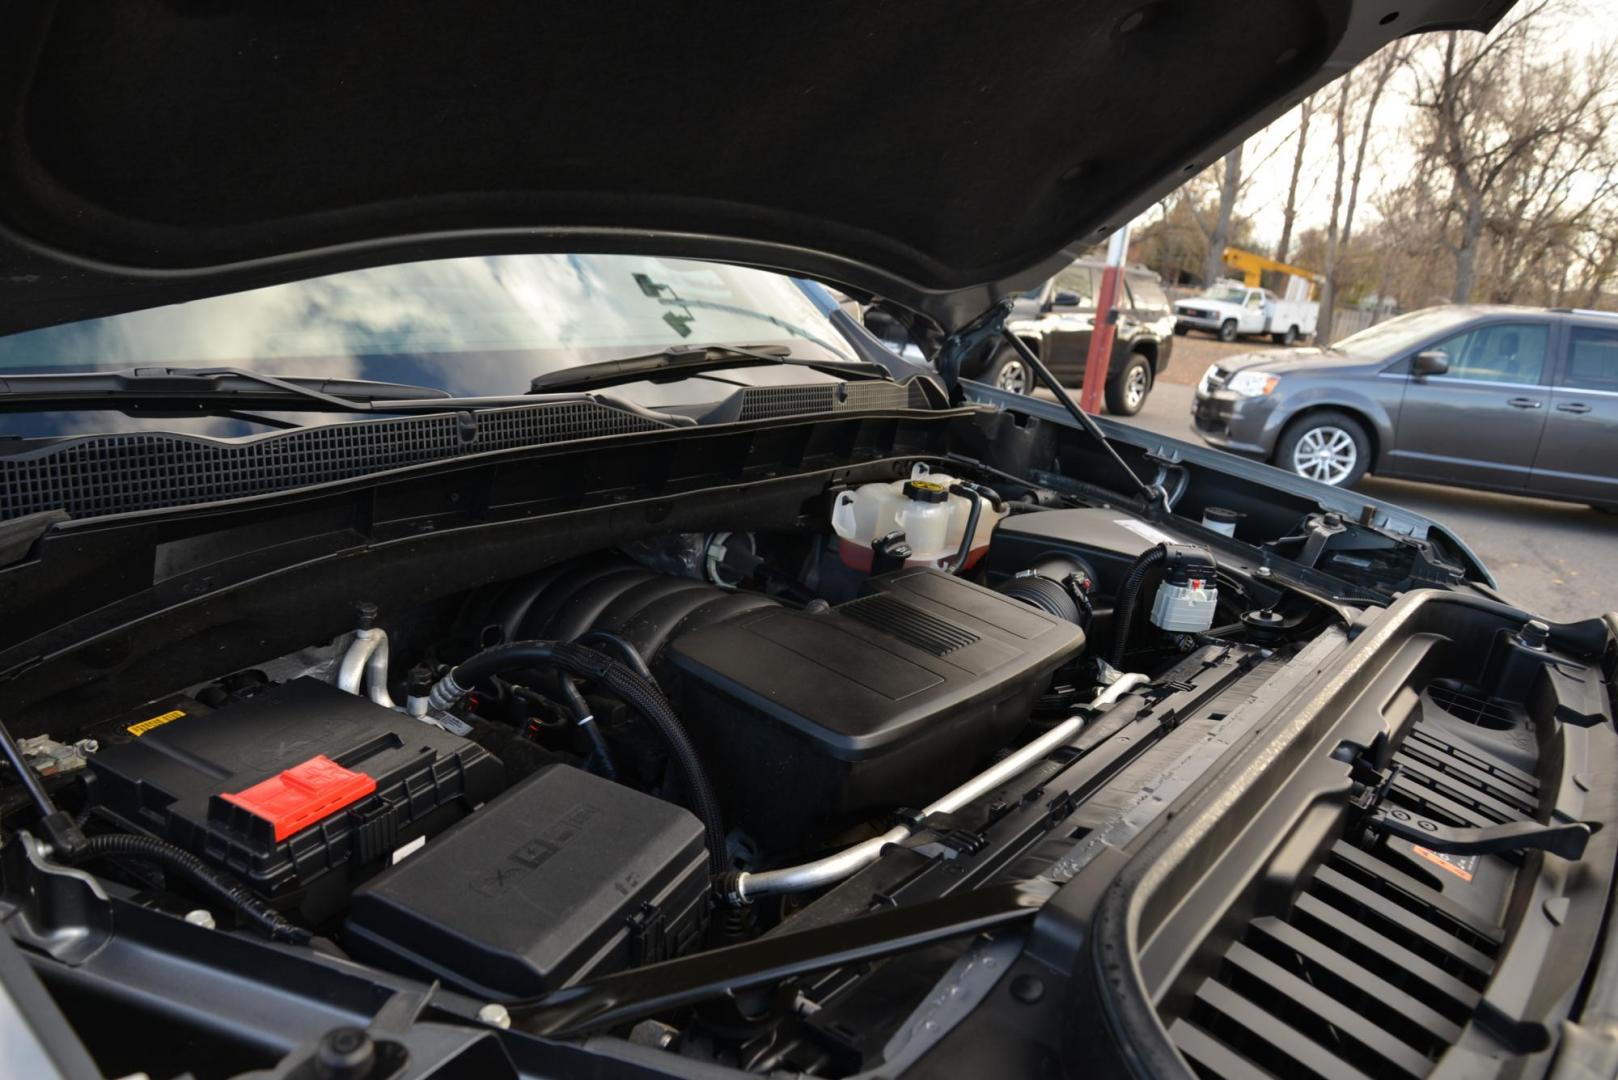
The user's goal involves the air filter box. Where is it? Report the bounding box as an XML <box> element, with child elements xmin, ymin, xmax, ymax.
<box><xmin>985</xmin><ymin>508</ymin><xmax>1177</xmax><ymax>597</ymax></box>
<box><xmin>664</xmin><ymin>567</ymin><xmax>1084</xmax><ymax>845</ymax></box>
<box><xmin>344</xmin><ymin>765</ymin><xmax>709</xmax><ymax>1000</ymax></box>
<box><xmin>86</xmin><ymin>678</ymin><xmax>504</xmax><ymax>922</ymax></box>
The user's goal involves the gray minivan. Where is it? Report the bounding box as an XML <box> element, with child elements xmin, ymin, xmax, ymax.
<box><xmin>1191</xmin><ymin>305</ymin><xmax>1618</xmax><ymax>507</ymax></box>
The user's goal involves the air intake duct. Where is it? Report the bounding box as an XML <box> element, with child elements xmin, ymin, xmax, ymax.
<box><xmin>995</xmin><ymin>555</ymin><xmax>1094</xmax><ymax>630</ymax></box>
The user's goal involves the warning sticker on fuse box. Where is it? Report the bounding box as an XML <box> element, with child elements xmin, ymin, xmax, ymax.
<box><xmin>127</xmin><ymin>709</ymin><xmax>186</xmax><ymax>737</ymax></box>
<box><xmin>1411</xmin><ymin>845</ymin><xmax>1477</xmax><ymax>882</ymax></box>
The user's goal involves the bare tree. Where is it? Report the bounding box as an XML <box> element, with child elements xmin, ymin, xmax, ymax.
<box><xmin>1201</xmin><ymin>143</ymin><xmax>1244</xmax><ymax>286</ymax></box>
<box><xmin>1341</xmin><ymin>42</ymin><xmax>1410</xmax><ymax>250</ymax></box>
<box><xmin>1317</xmin><ymin>72</ymin><xmax>1353</xmax><ymax>343</ymax></box>
<box><xmin>1275</xmin><ymin>97</ymin><xmax>1313</xmax><ymax>264</ymax></box>
<box><xmin>1411</xmin><ymin>3</ymin><xmax>1614</xmax><ymax>301</ymax></box>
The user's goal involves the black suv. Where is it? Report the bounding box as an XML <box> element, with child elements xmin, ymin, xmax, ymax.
<box><xmin>964</xmin><ymin>259</ymin><xmax>1177</xmax><ymax>415</ymax></box>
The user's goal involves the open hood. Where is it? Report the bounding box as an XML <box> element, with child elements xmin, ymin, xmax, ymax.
<box><xmin>0</xmin><ymin>0</ymin><xmax>1511</xmax><ymax>336</ymax></box>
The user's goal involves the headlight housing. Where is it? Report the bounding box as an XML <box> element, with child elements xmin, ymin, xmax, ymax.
<box><xmin>1227</xmin><ymin>370</ymin><xmax>1281</xmax><ymax>397</ymax></box>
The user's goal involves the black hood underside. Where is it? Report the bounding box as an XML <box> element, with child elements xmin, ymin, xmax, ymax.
<box><xmin>0</xmin><ymin>0</ymin><xmax>1511</xmax><ymax>334</ymax></box>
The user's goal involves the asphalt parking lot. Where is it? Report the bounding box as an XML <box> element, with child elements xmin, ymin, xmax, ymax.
<box><xmin>1047</xmin><ymin>334</ymin><xmax>1618</xmax><ymax>623</ymax></box>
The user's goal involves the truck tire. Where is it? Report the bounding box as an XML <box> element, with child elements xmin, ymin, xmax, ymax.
<box><xmin>1173</xmin><ymin>323</ymin><xmax>1188</xmax><ymax>336</ymax></box>
<box><xmin>1105</xmin><ymin>354</ymin><xmax>1153</xmax><ymax>416</ymax></box>
<box><xmin>1218</xmin><ymin>319</ymin><xmax>1239</xmax><ymax>343</ymax></box>
<box><xmin>1269</xmin><ymin>325</ymin><xmax>1300</xmax><ymax>346</ymax></box>
<box><xmin>980</xmin><ymin>345</ymin><xmax>1031</xmax><ymax>394</ymax></box>
<box><xmin>1275</xmin><ymin>411</ymin><xmax>1370</xmax><ymax>487</ymax></box>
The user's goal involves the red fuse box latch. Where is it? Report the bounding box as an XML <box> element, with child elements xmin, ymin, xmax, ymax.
<box><xmin>219</xmin><ymin>755</ymin><xmax>377</xmax><ymax>841</ymax></box>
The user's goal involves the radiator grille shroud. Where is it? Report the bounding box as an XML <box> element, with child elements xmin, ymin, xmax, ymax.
<box><xmin>1167</xmin><ymin>701</ymin><xmax>1535</xmax><ymax>1080</ymax></box>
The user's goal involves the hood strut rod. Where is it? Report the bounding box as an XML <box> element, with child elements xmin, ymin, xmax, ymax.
<box><xmin>999</xmin><ymin>328</ymin><xmax>1167</xmax><ymax>510</ymax></box>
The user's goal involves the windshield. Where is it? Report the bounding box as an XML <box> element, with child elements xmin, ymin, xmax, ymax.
<box><xmin>0</xmin><ymin>254</ymin><xmax>854</xmax><ymax>397</ymax></box>
<box><xmin>1201</xmin><ymin>285</ymin><xmax>1249</xmax><ymax>304</ymax></box>
<box><xmin>1329</xmin><ymin>306</ymin><xmax>1478</xmax><ymax>358</ymax></box>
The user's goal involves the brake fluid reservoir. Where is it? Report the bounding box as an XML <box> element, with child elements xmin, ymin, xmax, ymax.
<box><xmin>896</xmin><ymin>480</ymin><xmax>952</xmax><ymax>559</ymax></box>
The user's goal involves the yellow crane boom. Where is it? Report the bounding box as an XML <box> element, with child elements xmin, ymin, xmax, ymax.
<box><xmin>1222</xmin><ymin>247</ymin><xmax>1323</xmax><ymax>295</ymax></box>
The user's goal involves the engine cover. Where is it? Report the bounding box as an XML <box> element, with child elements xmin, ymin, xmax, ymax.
<box><xmin>665</xmin><ymin>567</ymin><xmax>1084</xmax><ymax>844</ymax></box>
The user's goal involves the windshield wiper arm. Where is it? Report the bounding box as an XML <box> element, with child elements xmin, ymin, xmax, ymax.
<box><xmin>528</xmin><ymin>344</ymin><xmax>888</xmax><ymax>393</ymax></box>
<box><xmin>0</xmin><ymin>367</ymin><xmax>454</xmax><ymax>411</ymax></box>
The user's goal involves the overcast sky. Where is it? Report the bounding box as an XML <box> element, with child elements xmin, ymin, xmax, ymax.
<box><xmin>1230</xmin><ymin>2</ymin><xmax>1617</xmax><ymax>252</ymax></box>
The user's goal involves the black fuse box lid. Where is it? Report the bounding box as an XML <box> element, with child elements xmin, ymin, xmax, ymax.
<box><xmin>344</xmin><ymin>765</ymin><xmax>709</xmax><ymax>1000</ymax></box>
<box><xmin>86</xmin><ymin>678</ymin><xmax>504</xmax><ymax>918</ymax></box>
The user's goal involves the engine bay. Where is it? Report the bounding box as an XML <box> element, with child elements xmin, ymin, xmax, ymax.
<box><xmin>0</xmin><ymin>450</ymin><xmax>1609</xmax><ymax>1079</ymax></box>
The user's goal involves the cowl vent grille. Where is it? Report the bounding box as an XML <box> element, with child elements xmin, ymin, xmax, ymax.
<box><xmin>0</xmin><ymin>401</ymin><xmax>663</xmax><ymax>521</ymax></box>
<box><xmin>1</xmin><ymin>379</ymin><xmax>931</xmax><ymax>522</ymax></box>
<box><xmin>736</xmin><ymin>379</ymin><xmax>922</xmax><ymax>421</ymax></box>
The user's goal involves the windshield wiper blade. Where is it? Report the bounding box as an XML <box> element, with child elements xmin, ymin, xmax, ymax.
<box><xmin>0</xmin><ymin>367</ymin><xmax>694</xmax><ymax>432</ymax></box>
<box><xmin>528</xmin><ymin>344</ymin><xmax>886</xmax><ymax>392</ymax></box>
<box><xmin>0</xmin><ymin>367</ymin><xmax>454</xmax><ymax>411</ymax></box>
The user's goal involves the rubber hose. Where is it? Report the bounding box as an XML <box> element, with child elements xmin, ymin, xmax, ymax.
<box><xmin>576</xmin><ymin>630</ymin><xmax>654</xmax><ymax>681</ymax></box>
<box><xmin>1108</xmin><ymin>545</ymin><xmax>1167</xmax><ymax>668</ymax></box>
<box><xmin>948</xmin><ymin>485</ymin><xmax>983</xmax><ymax>571</ymax></box>
<box><xmin>446</xmin><ymin>641</ymin><xmax>727</xmax><ymax>874</ymax></box>
<box><xmin>61</xmin><ymin>834</ymin><xmax>310</xmax><ymax>945</ymax></box>
<box><xmin>558</xmin><ymin>676</ymin><xmax>619</xmax><ymax>780</ymax></box>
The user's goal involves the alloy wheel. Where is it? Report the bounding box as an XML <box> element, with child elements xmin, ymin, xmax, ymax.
<box><xmin>1290</xmin><ymin>425</ymin><xmax>1358</xmax><ymax>485</ymax></box>
<box><xmin>1125</xmin><ymin>365</ymin><xmax>1149</xmax><ymax>410</ymax></box>
<box><xmin>997</xmin><ymin>358</ymin><xmax>1028</xmax><ymax>394</ymax></box>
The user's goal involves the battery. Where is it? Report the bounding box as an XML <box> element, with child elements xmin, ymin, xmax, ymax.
<box><xmin>86</xmin><ymin>678</ymin><xmax>504</xmax><ymax>922</ymax></box>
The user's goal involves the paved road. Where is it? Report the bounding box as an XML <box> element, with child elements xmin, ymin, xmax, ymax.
<box><xmin>1039</xmin><ymin>379</ymin><xmax>1618</xmax><ymax>623</ymax></box>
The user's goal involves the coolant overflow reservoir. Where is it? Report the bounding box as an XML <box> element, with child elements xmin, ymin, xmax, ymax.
<box><xmin>1149</xmin><ymin>545</ymin><xmax>1218</xmax><ymax>633</ymax></box>
<box><xmin>896</xmin><ymin>479</ymin><xmax>953</xmax><ymax>562</ymax></box>
<box><xmin>831</xmin><ymin>464</ymin><xmax>1004</xmax><ymax>571</ymax></box>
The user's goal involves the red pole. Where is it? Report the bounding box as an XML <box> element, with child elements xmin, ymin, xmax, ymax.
<box><xmin>1078</xmin><ymin>223</ymin><xmax>1132</xmax><ymax>414</ymax></box>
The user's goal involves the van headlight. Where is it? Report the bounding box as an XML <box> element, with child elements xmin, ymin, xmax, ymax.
<box><xmin>1227</xmin><ymin>371</ymin><xmax>1281</xmax><ymax>397</ymax></box>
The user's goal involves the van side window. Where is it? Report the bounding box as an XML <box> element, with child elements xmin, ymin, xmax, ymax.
<box><xmin>1426</xmin><ymin>323</ymin><xmax>1549</xmax><ymax>385</ymax></box>
<box><xmin>1562</xmin><ymin>327</ymin><xmax>1618</xmax><ymax>392</ymax></box>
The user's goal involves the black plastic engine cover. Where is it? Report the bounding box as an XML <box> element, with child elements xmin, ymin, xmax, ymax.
<box><xmin>665</xmin><ymin>567</ymin><xmax>1085</xmax><ymax>845</ymax></box>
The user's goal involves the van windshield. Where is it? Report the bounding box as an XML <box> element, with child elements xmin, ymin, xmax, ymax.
<box><xmin>1330</xmin><ymin>307</ymin><xmax>1478</xmax><ymax>357</ymax></box>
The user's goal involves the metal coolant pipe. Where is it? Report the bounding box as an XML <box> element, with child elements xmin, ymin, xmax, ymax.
<box><xmin>726</xmin><ymin>672</ymin><xmax>1151</xmax><ymax>904</ymax></box>
<box><xmin>337</xmin><ymin>627</ymin><xmax>396</xmax><ymax>709</ymax></box>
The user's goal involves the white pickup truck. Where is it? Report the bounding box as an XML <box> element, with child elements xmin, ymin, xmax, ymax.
<box><xmin>1173</xmin><ymin>282</ymin><xmax>1318</xmax><ymax>344</ymax></box>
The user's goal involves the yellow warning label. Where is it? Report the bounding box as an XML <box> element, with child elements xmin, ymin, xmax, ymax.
<box><xmin>127</xmin><ymin>709</ymin><xmax>186</xmax><ymax>737</ymax></box>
